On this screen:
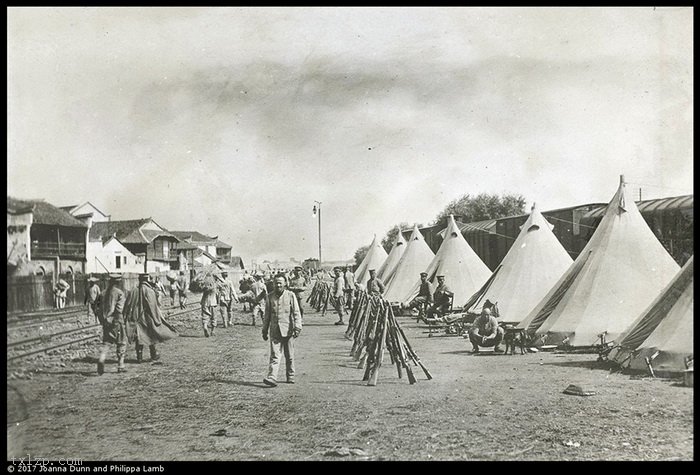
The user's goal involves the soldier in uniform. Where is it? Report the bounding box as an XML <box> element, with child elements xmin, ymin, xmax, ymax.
<box><xmin>177</xmin><ymin>270</ymin><xmax>189</xmax><ymax>309</ymax></box>
<box><xmin>288</xmin><ymin>266</ymin><xmax>308</xmax><ymax>318</ymax></box>
<box><xmin>84</xmin><ymin>276</ymin><xmax>102</xmax><ymax>324</ymax></box>
<box><xmin>343</xmin><ymin>266</ymin><xmax>356</xmax><ymax>310</ymax></box>
<box><xmin>250</xmin><ymin>274</ymin><xmax>268</xmax><ymax>327</ymax></box>
<box><xmin>96</xmin><ymin>274</ymin><xmax>128</xmax><ymax>375</ymax></box>
<box><xmin>125</xmin><ymin>273</ymin><xmax>178</xmax><ymax>362</ymax></box>
<box><xmin>402</xmin><ymin>272</ymin><xmax>434</xmax><ymax>321</ymax></box>
<box><xmin>200</xmin><ymin>275</ymin><xmax>219</xmax><ymax>337</ymax></box>
<box><xmin>426</xmin><ymin>275</ymin><xmax>454</xmax><ymax>320</ymax></box>
<box><xmin>365</xmin><ymin>269</ymin><xmax>386</xmax><ymax>297</ymax></box>
<box><xmin>332</xmin><ymin>267</ymin><xmax>346</xmax><ymax>325</ymax></box>
<box><xmin>217</xmin><ymin>271</ymin><xmax>239</xmax><ymax>327</ymax></box>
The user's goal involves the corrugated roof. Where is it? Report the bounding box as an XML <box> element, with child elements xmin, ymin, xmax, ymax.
<box><xmin>7</xmin><ymin>197</ymin><xmax>88</xmax><ymax>228</ymax></box>
<box><xmin>583</xmin><ymin>194</ymin><xmax>693</xmax><ymax>220</ymax></box>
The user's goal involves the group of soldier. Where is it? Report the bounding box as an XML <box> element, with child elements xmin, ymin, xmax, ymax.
<box><xmin>83</xmin><ymin>262</ymin><xmax>505</xmax><ymax>380</ymax></box>
<box><xmin>85</xmin><ymin>272</ymin><xmax>178</xmax><ymax>375</ymax></box>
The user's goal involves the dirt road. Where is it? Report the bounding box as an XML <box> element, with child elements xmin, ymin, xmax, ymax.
<box><xmin>6</xmin><ymin>305</ymin><xmax>693</xmax><ymax>461</ymax></box>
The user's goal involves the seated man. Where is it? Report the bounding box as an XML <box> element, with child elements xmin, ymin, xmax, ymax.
<box><xmin>425</xmin><ymin>275</ymin><xmax>453</xmax><ymax>321</ymax></box>
<box><xmin>468</xmin><ymin>307</ymin><xmax>505</xmax><ymax>353</ymax></box>
<box><xmin>402</xmin><ymin>272</ymin><xmax>433</xmax><ymax>320</ymax></box>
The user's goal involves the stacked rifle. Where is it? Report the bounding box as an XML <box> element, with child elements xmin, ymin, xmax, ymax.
<box><xmin>307</xmin><ymin>280</ymin><xmax>332</xmax><ymax>315</ymax></box>
<box><xmin>345</xmin><ymin>290</ymin><xmax>432</xmax><ymax>386</ymax></box>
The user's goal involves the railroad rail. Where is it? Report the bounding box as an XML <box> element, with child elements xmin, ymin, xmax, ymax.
<box><xmin>7</xmin><ymin>302</ymin><xmax>203</xmax><ymax>363</ymax></box>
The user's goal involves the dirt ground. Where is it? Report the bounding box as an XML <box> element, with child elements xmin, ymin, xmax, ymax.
<box><xmin>6</xmin><ymin>303</ymin><xmax>694</xmax><ymax>461</ymax></box>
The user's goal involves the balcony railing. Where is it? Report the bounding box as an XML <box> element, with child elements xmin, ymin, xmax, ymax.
<box><xmin>31</xmin><ymin>242</ymin><xmax>86</xmax><ymax>259</ymax></box>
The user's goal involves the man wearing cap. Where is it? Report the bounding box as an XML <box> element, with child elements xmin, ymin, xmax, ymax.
<box><xmin>343</xmin><ymin>266</ymin><xmax>357</xmax><ymax>310</ymax></box>
<box><xmin>332</xmin><ymin>267</ymin><xmax>346</xmax><ymax>325</ymax></box>
<box><xmin>366</xmin><ymin>269</ymin><xmax>385</xmax><ymax>297</ymax></box>
<box><xmin>125</xmin><ymin>273</ymin><xmax>178</xmax><ymax>362</ymax></box>
<box><xmin>288</xmin><ymin>266</ymin><xmax>308</xmax><ymax>318</ymax></box>
<box><xmin>217</xmin><ymin>271</ymin><xmax>239</xmax><ymax>327</ymax></box>
<box><xmin>97</xmin><ymin>274</ymin><xmax>128</xmax><ymax>374</ymax></box>
<box><xmin>152</xmin><ymin>274</ymin><xmax>167</xmax><ymax>308</ymax></box>
<box><xmin>468</xmin><ymin>307</ymin><xmax>505</xmax><ymax>354</ymax></box>
<box><xmin>262</xmin><ymin>274</ymin><xmax>302</xmax><ymax>387</ymax></box>
<box><xmin>426</xmin><ymin>275</ymin><xmax>454</xmax><ymax>320</ymax></box>
<box><xmin>200</xmin><ymin>274</ymin><xmax>219</xmax><ymax>337</ymax></box>
<box><xmin>403</xmin><ymin>272</ymin><xmax>434</xmax><ymax>321</ymax></box>
<box><xmin>84</xmin><ymin>277</ymin><xmax>102</xmax><ymax>324</ymax></box>
<box><xmin>250</xmin><ymin>274</ymin><xmax>268</xmax><ymax>326</ymax></box>
<box><xmin>177</xmin><ymin>270</ymin><xmax>189</xmax><ymax>309</ymax></box>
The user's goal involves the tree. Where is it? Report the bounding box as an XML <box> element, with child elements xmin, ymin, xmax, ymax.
<box><xmin>433</xmin><ymin>192</ymin><xmax>527</xmax><ymax>225</ymax></box>
<box><xmin>353</xmin><ymin>245</ymin><xmax>370</xmax><ymax>268</ymax></box>
<box><xmin>380</xmin><ymin>222</ymin><xmax>411</xmax><ymax>253</ymax></box>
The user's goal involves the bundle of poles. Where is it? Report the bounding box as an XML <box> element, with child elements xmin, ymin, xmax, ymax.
<box><xmin>306</xmin><ymin>280</ymin><xmax>334</xmax><ymax>315</ymax></box>
<box><xmin>345</xmin><ymin>290</ymin><xmax>432</xmax><ymax>386</ymax></box>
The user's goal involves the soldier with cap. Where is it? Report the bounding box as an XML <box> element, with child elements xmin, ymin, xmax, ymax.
<box><xmin>125</xmin><ymin>273</ymin><xmax>178</xmax><ymax>362</ymax></box>
<box><xmin>403</xmin><ymin>272</ymin><xmax>434</xmax><ymax>320</ymax></box>
<box><xmin>250</xmin><ymin>274</ymin><xmax>268</xmax><ymax>326</ymax></box>
<box><xmin>84</xmin><ymin>276</ymin><xmax>102</xmax><ymax>324</ymax></box>
<box><xmin>288</xmin><ymin>266</ymin><xmax>308</xmax><ymax>318</ymax></box>
<box><xmin>200</xmin><ymin>274</ymin><xmax>219</xmax><ymax>337</ymax></box>
<box><xmin>177</xmin><ymin>270</ymin><xmax>189</xmax><ymax>309</ymax></box>
<box><xmin>96</xmin><ymin>274</ymin><xmax>128</xmax><ymax>374</ymax></box>
<box><xmin>343</xmin><ymin>266</ymin><xmax>356</xmax><ymax>310</ymax></box>
<box><xmin>332</xmin><ymin>267</ymin><xmax>346</xmax><ymax>325</ymax></box>
<box><xmin>365</xmin><ymin>269</ymin><xmax>385</xmax><ymax>297</ymax></box>
<box><xmin>217</xmin><ymin>271</ymin><xmax>239</xmax><ymax>327</ymax></box>
<box><xmin>426</xmin><ymin>274</ymin><xmax>454</xmax><ymax>320</ymax></box>
<box><xmin>152</xmin><ymin>274</ymin><xmax>167</xmax><ymax>308</ymax></box>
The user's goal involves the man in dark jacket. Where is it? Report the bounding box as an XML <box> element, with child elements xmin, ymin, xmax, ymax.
<box><xmin>97</xmin><ymin>274</ymin><xmax>128</xmax><ymax>375</ymax></box>
<box><xmin>124</xmin><ymin>273</ymin><xmax>178</xmax><ymax>362</ymax></box>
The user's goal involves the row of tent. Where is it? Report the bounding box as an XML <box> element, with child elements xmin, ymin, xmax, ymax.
<box><xmin>353</xmin><ymin>175</ymin><xmax>693</xmax><ymax>375</ymax></box>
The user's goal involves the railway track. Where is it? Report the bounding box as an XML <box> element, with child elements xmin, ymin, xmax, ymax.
<box><xmin>7</xmin><ymin>301</ymin><xmax>203</xmax><ymax>363</ymax></box>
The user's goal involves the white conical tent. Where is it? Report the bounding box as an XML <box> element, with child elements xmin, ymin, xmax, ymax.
<box><xmin>354</xmin><ymin>234</ymin><xmax>388</xmax><ymax>288</ymax></box>
<box><xmin>407</xmin><ymin>215</ymin><xmax>491</xmax><ymax>308</ymax></box>
<box><xmin>517</xmin><ymin>175</ymin><xmax>680</xmax><ymax>347</ymax></box>
<box><xmin>383</xmin><ymin>225</ymin><xmax>435</xmax><ymax>303</ymax></box>
<box><xmin>608</xmin><ymin>256</ymin><xmax>693</xmax><ymax>374</ymax></box>
<box><xmin>377</xmin><ymin>231</ymin><xmax>406</xmax><ymax>283</ymax></box>
<box><xmin>465</xmin><ymin>204</ymin><xmax>573</xmax><ymax>322</ymax></box>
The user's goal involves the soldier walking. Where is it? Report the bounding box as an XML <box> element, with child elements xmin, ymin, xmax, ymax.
<box><xmin>125</xmin><ymin>273</ymin><xmax>178</xmax><ymax>362</ymax></box>
<box><xmin>96</xmin><ymin>274</ymin><xmax>128</xmax><ymax>375</ymax></box>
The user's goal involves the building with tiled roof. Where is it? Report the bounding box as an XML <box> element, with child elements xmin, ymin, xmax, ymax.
<box><xmin>7</xmin><ymin>196</ymin><xmax>88</xmax><ymax>276</ymax></box>
<box><xmin>89</xmin><ymin>218</ymin><xmax>179</xmax><ymax>273</ymax></box>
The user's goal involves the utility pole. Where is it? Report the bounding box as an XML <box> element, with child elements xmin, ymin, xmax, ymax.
<box><xmin>313</xmin><ymin>201</ymin><xmax>322</xmax><ymax>269</ymax></box>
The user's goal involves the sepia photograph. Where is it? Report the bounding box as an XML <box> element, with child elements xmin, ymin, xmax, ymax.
<box><xmin>6</xmin><ymin>6</ymin><xmax>693</xmax><ymax>463</ymax></box>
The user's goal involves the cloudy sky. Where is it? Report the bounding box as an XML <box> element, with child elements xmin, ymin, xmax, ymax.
<box><xmin>7</xmin><ymin>7</ymin><xmax>693</xmax><ymax>263</ymax></box>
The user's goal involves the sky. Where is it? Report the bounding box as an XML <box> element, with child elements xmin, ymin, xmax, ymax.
<box><xmin>7</xmin><ymin>7</ymin><xmax>693</xmax><ymax>264</ymax></box>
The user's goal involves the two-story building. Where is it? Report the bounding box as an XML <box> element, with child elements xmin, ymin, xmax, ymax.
<box><xmin>89</xmin><ymin>218</ymin><xmax>180</xmax><ymax>273</ymax></box>
<box><xmin>170</xmin><ymin>231</ymin><xmax>244</xmax><ymax>272</ymax></box>
<box><xmin>7</xmin><ymin>196</ymin><xmax>88</xmax><ymax>276</ymax></box>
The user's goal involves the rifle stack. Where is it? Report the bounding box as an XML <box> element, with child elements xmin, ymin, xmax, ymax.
<box><xmin>307</xmin><ymin>280</ymin><xmax>332</xmax><ymax>315</ymax></box>
<box><xmin>345</xmin><ymin>290</ymin><xmax>432</xmax><ymax>386</ymax></box>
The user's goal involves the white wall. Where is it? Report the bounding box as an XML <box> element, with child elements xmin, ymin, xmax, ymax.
<box><xmin>71</xmin><ymin>203</ymin><xmax>109</xmax><ymax>222</ymax></box>
<box><xmin>86</xmin><ymin>239</ymin><xmax>142</xmax><ymax>274</ymax></box>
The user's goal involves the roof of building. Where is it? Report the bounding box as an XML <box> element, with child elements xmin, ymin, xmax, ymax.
<box><xmin>582</xmin><ymin>194</ymin><xmax>693</xmax><ymax>220</ymax></box>
<box><xmin>90</xmin><ymin>219</ymin><xmax>178</xmax><ymax>244</ymax></box>
<box><xmin>213</xmin><ymin>238</ymin><xmax>232</xmax><ymax>249</ymax></box>
<box><xmin>170</xmin><ymin>230</ymin><xmax>217</xmax><ymax>243</ymax></box>
<box><xmin>7</xmin><ymin>197</ymin><xmax>88</xmax><ymax>228</ymax></box>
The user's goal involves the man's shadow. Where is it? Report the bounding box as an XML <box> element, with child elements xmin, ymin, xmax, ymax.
<box><xmin>199</xmin><ymin>376</ymin><xmax>270</xmax><ymax>388</ymax></box>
